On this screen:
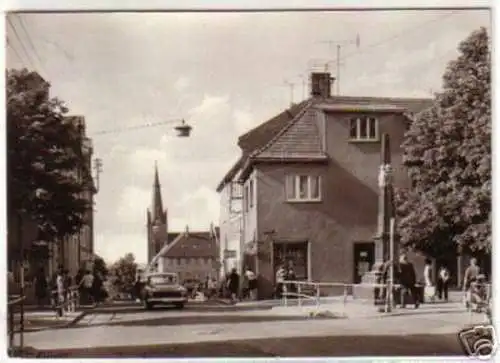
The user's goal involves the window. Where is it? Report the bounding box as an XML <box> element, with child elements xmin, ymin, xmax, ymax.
<box><xmin>349</xmin><ymin>117</ymin><xmax>378</xmax><ymax>141</ymax></box>
<box><xmin>285</xmin><ymin>175</ymin><xmax>322</xmax><ymax>202</ymax></box>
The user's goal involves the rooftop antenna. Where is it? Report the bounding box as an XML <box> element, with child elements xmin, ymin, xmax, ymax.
<box><xmin>318</xmin><ymin>34</ymin><xmax>361</xmax><ymax>95</ymax></box>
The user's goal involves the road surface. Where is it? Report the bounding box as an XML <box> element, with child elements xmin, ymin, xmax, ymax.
<box><xmin>16</xmin><ymin>302</ymin><xmax>485</xmax><ymax>358</ymax></box>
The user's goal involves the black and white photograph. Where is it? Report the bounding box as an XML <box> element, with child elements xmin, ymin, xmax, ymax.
<box><xmin>3</xmin><ymin>1</ymin><xmax>494</xmax><ymax>359</ymax></box>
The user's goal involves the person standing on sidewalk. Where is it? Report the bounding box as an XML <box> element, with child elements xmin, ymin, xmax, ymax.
<box><xmin>397</xmin><ymin>253</ymin><xmax>420</xmax><ymax>309</ymax></box>
<box><xmin>79</xmin><ymin>270</ymin><xmax>94</xmax><ymax>305</ymax></box>
<box><xmin>275</xmin><ymin>265</ymin><xmax>287</xmax><ymax>299</ymax></box>
<box><xmin>463</xmin><ymin>258</ymin><xmax>480</xmax><ymax>308</ymax></box>
<box><xmin>423</xmin><ymin>258</ymin><xmax>435</xmax><ymax>303</ymax></box>
<box><xmin>34</xmin><ymin>267</ymin><xmax>48</xmax><ymax>307</ymax></box>
<box><xmin>437</xmin><ymin>265</ymin><xmax>450</xmax><ymax>302</ymax></box>
<box><xmin>227</xmin><ymin>268</ymin><xmax>240</xmax><ymax>303</ymax></box>
<box><xmin>244</xmin><ymin>267</ymin><xmax>258</xmax><ymax>301</ymax></box>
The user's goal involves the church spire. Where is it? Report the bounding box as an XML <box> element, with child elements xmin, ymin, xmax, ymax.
<box><xmin>152</xmin><ymin>161</ymin><xmax>164</xmax><ymax>222</ymax></box>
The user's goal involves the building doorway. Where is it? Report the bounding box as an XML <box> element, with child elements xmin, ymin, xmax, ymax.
<box><xmin>273</xmin><ymin>241</ymin><xmax>309</xmax><ymax>282</ymax></box>
<box><xmin>353</xmin><ymin>242</ymin><xmax>375</xmax><ymax>284</ymax></box>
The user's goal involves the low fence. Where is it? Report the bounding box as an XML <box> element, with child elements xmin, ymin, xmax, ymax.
<box><xmin>280</xmin><ymin>281</ymin><xmax>398</xmax><ymax>310</ymax></box>
<box><xmin>7</xmin><ymin>286</ymin><xmax>81</xmax><ymax>355</ymax></box>
<box><xmin>280</xmin><ymin>280</ymin><xmax>493</xmax><ymax>315</ymax></box>
<box><xmin>7</xmin><ymin>295</ymin><xmax>26</xmax><ymax>353</ymax></box>
<box><xmin>50</xmin><ymin>286</ymin><xmax>80</xmax><ymax>317</ymax></box>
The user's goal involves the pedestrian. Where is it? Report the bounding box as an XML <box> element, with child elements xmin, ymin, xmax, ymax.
<box><xmin>396</xmin><ymin>253</ymin><xmax>420</xmax><ymax>309</ymax></box>
<box><xmin>34</xmin><ymin>267</ymin><xmax>48</xmax><ymax>307</ymax></box>
<box><xmin>92</xmin><ymin>271</ymin><xmax>104</xmax><ymax>304</ymax></box>
<box><xmin>56</xmin><ymin>268</ymin><xmax>65</xmax><ymax>315</ymax></box>
<box><xmin>423</xmin><ymin>258</ymin><xmax>436</xmax><ymax>303</ymax></box>
<box><xmin>226</xmin><ymin>268</ymin><xmax>240</xmax><ymax>303</ymax></box>
<box><xmin>286</xmin><ymin>266</ymin><xmax>297</xmax><ymax>298</ymax></box>
<box><xmin>207</xmin><ymin>278</ymin><xmax>217</xmax><ymax>299</ymax></box>
<box><xmin>437</xmin><ymin>265</ymin><xmax>450</xmax><ymax>302</ymax></box>
<box><xmin>463</xmin><ymin>257</ymin><xmax>480</xmax><ymax>308</ymax></box>
<box><xmin>275</xmin><ymin>265</ymin><xmax>286</xmax><ymax>299</ymax></box>
<box><xmin>79</xmin><ymin>270</ymin><xmax>94</xmax><ymax>305</ymax></box>
<box><xmin>244</xmin><ymin>266</ymin><xmax>258</xmax><ymax>301</ymax></box>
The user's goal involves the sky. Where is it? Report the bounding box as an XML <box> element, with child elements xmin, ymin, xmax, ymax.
<box><xmin>5</xmin><ymin>8</ymin><xmax>490</xmax><ymax>264</ymax></box>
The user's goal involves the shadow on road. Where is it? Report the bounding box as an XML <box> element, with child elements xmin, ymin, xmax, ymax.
<box><xmin>76</xmin><ymin>314</ymin><xmax>342</xmax><ymax>328</ymax></box>
<box><xmin>14</xmin><ymin>334</ymin><xmax>467</xmax><ymax>358</ymax></box>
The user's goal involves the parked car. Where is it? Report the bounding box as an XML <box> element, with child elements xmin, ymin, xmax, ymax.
<box><xmin>141</xmin><ymin>272</ymin><xmax>188</xmax><ymax>310</ymax></box>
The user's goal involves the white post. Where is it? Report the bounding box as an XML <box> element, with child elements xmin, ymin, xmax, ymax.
<box><xmin>385</xmin><ymin>218</ymin><xmax>395</xmax><ymax>313</ymax></box>
<box><xmin>297</xmin><ymin>283</ymin><xmax>302</xmax><ymax>307</ymax></box>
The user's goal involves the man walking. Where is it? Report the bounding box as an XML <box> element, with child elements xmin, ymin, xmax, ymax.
<box><xmin>226</xmin><ymin>268</ymin><xmax>240</xmax><ymax>303</ymax></box>
<box><xmin>397</xmin><ymin>253</ymin><xmax>420</xmax><ymax>309</ymax></box>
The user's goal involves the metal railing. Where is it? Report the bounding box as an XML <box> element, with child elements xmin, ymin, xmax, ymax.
<box><xmin>7</xmin><ymin>295</ymin><xmax>26</xmax><ymax>354</ymax></box>
<box><xmin>280</xmin><ymin>280</ymin><xmax>413</xmax><ymax>313</ymax></box>
<box><xmin>51</xmin><ymin>286</ymin><xmax>80</xmax><ymax>317</ymax></box>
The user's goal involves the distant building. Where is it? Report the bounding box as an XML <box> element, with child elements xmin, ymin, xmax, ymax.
<box><xmin>217</xmin><ymin>71</ymin><xmax>440</xmax><ymax>299</ymax></box>
<box><xmin>149</xmin><ymin>225</ymin><xmax>220</xmax><ymax>282</ymax></box>
<box><xmin>146</xmin><ymin>163</ymin><xmax>180</xmax><ymax>263</ymax></box>
<box><xmin>49</xmin><ymin>116</ymin><xmax>97</xmax><ymax>278</ymax></box>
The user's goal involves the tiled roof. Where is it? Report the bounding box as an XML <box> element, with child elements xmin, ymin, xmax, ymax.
<box><xmin>150</xmin><ymin>227</ymin><xmax>220</xmax><ymax>268</ymax></box>
<box><xmin>237</xmin><ymin>101</ymin><xmax>310</xmax><ymax>154</ymax></box>
<box><xmin>252</xmin><ymin>101</ymin><xmax>327</xmax><ymax>160</ymax></box>
<box><xmin>155</xmin><ymin>232</ymin><xmax>218</xmax><ymax>259</ymax></box>
<box><xmin>215</xmin><ymin>156</ymin><xmax>245</xmax><ymax>192</ymax></box>
<box><xmin>215</xmin><ymin>101</ymin><xmax>309</xmax><ymax>192</ymax></box>
<box><xmin>167</xmin><ymin>232</ymin><xmax>180</xmax><ymax>244</ymax></box>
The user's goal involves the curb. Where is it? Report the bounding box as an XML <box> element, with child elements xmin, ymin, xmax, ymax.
<box><xmin>16</xmin><ymin>305</ymin><xmax>97</xmax><ymax>333</ymax></box>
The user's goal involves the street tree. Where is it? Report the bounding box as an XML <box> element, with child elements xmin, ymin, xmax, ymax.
<box><xmin>396</xmin><ymin>27</ymin><xmax>491</xmax><ymax>259</ymax></box>
<box><xmin>7</xmin><ymin>69</ymin><xmax>90</xmax><ymax>247</ymax></box>
<box><xmin>110</xmin><ymin>253</ymin><xmax>138</xmax><ymax>294</ymax></box>
<box><xmin>93</xmin><ymin>255</ymin><xmax>109</xmax><ymax>277</ymax></box>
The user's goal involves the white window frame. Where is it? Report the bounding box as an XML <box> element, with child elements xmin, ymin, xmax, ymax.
<box><xmin>285</xmin><ymin>175</ymin><xmax>322</xmax><ymax>202</ymax></box>
<box><xmin>349</xmin><ymin>116</ymin><xmax>379</xmax><ymax>141</ymax></box>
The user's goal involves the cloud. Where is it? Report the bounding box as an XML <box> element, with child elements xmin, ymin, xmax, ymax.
<box><xmin>174</xmin><ymin>76</ymin><xmax>190</xmax><ymax>92</ymax></box>
<box><xmin>116</xmin><ymin>186</ymin><xmax>151</xmax><ymax>225</ymax></box>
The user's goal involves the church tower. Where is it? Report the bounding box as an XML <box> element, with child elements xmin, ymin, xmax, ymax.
<box><xmin>146</xmin><ymin>162</ymin><xmax>168</xmax><ymax>263</ymax></box>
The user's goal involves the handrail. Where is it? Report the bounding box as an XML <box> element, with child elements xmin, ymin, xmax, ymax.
<box><xmin>280</xmin><ymin>280</ymin><xmax>425</xmax><ymax>311</ymax></box>
<box><xmin>7</xmin><ymin>294</ymin><xmax>26</xmax><ymax>355</ymax></box>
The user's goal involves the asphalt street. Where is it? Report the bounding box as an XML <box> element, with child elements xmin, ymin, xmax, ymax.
<box><xmin>16</xmin><ymin>301</ymin><xmax>485</xmax><ymax>358</ymax></box>
<box><xmin>18</xmin><ymin>334</ymin><xmax>465</xmax><ymax>358</ymax></box>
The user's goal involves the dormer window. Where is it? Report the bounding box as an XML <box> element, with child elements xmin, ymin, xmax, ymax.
<box><xmin>349</xmin><ymin>116</ymin><xmax>379</xmax><ymax>141</ymax></box>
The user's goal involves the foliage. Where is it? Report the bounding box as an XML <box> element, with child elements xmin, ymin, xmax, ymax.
<box><xmin>109</xmin><ymin>253</ymin><xmax>138</xmax><ymax>293</ymax></box>
<box><xmin>7</xmin><ymin>68</ymin><xmax>91</xmax><ymax>241</ymax></box>
<box><xmin>93</xmin><ymin>255</ymin><xmax>109</xmax><ymax>277</ymax></box>
<box><xmin>396</xmin><ymin>27</ymin><xmax>491</xmax><ymax>258</ymax></box>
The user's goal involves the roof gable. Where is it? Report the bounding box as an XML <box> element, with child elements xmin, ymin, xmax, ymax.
<box><xmin>253</xmin><ymin>101</ymin><xmax>327</xmax><ymax>160</ymax></box>
<box><xmin>237</xmin><ymin>101</ymin><xmax>310</xmax><ymax>153</ymax></box>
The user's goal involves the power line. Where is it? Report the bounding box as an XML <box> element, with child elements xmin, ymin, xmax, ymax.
<box><xmin>6</xmin><ymin>37</ymin><xmax>25</xmax><ymax>65</ymax></box>
<box><xmin>14</xmin><ymin>14</ymin><xmax>46</xmax><ymax>71</ymax></box>
<box><xmin>6</xmin><ymin>16</ymin><xmax>37</xmax><ymax>70</ymax></box>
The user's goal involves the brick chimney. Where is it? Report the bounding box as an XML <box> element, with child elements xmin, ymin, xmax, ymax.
<box><xmin>310</xmin><ymin>72</ymin><xmax>334</xmax><ymax>98</ymax></box>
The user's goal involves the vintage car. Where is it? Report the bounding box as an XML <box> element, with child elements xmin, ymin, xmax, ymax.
<box><xmin>141</xmin><ymin>272</ymin><xmax>188</xmax><ymax>310</ymax></box>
